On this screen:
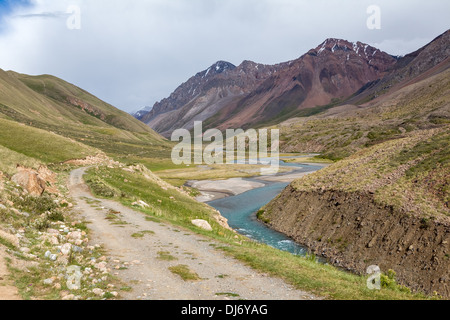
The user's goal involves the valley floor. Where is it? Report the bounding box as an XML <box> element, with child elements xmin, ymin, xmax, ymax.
<box><xmin>68</xmin><ymin>168</ymin><xmax>317</xmax><ymax>300</ymax></box>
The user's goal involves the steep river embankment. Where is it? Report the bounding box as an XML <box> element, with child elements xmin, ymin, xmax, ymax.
<box><xmin>260</xmin><ymin>187</ymin><xmax>450</xmax><ymax>297</ymax></box>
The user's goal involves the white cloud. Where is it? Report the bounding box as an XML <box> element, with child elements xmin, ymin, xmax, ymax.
<box><xmin>0</xmin><ymin>0</ymin><xmax>448</xmax><ymax>112</ymax></box>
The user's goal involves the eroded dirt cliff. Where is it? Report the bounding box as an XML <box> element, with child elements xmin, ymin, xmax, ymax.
<box><xmin>261</xmin><ymin>187</ymin><xmax>450</xmax><ymax>297</ymax></box>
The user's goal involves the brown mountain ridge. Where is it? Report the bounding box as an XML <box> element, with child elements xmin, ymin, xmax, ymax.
<box><xmin>137</xmin><ymin>38</ymin><xmax>399</xmax><ymax>136</ymax></box>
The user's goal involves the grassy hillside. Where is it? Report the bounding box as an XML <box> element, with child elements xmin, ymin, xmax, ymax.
<box><xmin>0</xmin><ymin>67</ymin><xmax>181</xmax><ymax>301</ymax></box>
<box><xmin>291</xmin><ymin>128</ymin><xmax>449</xmax><ymax>219</ymax></box>
<box><xmin>278</xmin><ymin>68</ymin><xmax>450</xmax><ymax>161</ymax></box>
<box><xmin>272</xmin><ymin>64</ymin><xmax>450</xmax><ymax>222</ymax></box>
<box><xmin>0</xmin><ymin>69</ymin><xmax>172</xmax><ymax>163</ymax></box>
<box><xmin>0</xmin><ymin>118</ymin><xmax>98</xmax><ymax>166</ymax></box>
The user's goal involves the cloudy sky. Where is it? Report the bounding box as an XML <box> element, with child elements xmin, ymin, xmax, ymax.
<box><xmin>0</xmin><ymin>0</ymin><xmax>448</xmax><ymax>113</ymax></box>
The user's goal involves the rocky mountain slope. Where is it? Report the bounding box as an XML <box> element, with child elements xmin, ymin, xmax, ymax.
<box><xmin>140</xmin><ymin>60</ymin><xmax>287</xmax><ymax>136</ymax></box>
<box><xmin>347</xmin><ymin>29</ymin><xmax>450</xmax><ymax>105</ymax></box>
<box><xmin>278</xmin><ymin>29</ymin><xmax>450</xmax><ymax>160</ymax></box>
<box><xmin>137</xmin><ymin>39</ymin><xmax>397</xmax><ymax>136</ymax></box>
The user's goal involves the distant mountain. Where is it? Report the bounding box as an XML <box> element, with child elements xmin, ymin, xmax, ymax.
<box><xmin>209</xmin><ymin>38</ymin><xmax>397</xmax><ymax>130</ymax></box>
<box><xmin>347</xmin><ymin>29</ymin><xmax>450</xmax><ymax>105</ymax></box>
<box><xmin>138</xmin><ymin>60</ymin><xmax>287</xmax><ymax>136</ymax></box>
<box><xmin>132</xmin><ymin>106</ymin><xmax>153</xmax><ymax>120</ymax></box>
<box><xmin>137</xmin><ymin>38</ymin><xmax>397</xmax><ymax>136</ymax></box>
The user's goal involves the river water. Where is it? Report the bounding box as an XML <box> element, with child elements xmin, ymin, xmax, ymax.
<box><xmin>207</xmin><ymin>160</ymin><xmax>324</xmax><ymax>256</ymax></box>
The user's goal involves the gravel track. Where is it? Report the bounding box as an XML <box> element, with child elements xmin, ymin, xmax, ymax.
<box><xmin>68</xmin><ymin>167</ymin><xmax>317</xmax><ymax>300</ymax></box>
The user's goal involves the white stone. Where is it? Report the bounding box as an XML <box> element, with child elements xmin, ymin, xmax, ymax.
<box><xmin>92</xmin><ymin>288</ymin><xmax>104</xmax><ymax>297</ymax></box>
<box><xmin>67</xmin><ymin>231</ymin><xmax>82</xmax><ymax>240</ymax></box>
<box><xmin>60</xmin><ymin>243</ymin><xmax>72</xmax><ymax>256</ymax></box>
<box><xmin>191</xmin><ymin>219</ymin><xmax>213</xmax><ymax>231</ymax></box>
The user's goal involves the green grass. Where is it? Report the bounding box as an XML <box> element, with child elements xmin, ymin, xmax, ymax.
<box><xmin>0</xmin><ymin>235</ymin><xmax>16</xmax><ymax>251</ymax></box>
<box><xmin>0</xmin><ymin>144</ymin><xmax>41</xmax><ymax>176</ymax></box>
<box><xmin>277</xmin><ymin>68</ymin><xmax>450</xmax><ymax>160</ymax></box>
<box><xmin>216</xmin><ymin>292</ymin><xmax>240</xmax><ymax>298</ymax></box>
<box><xmin>131</xmin><ymin>230</ymin><xmax>155</xmax><ymax>238</ymax></box>
<box><xmin>219</xmin><ymin>244</ymin><xmax>428</xmax><ymax>300</ymax></box>
<box><xmin>0</xmin><ymin>118</ymin><xmax>97</xmax><ymax>164</ymax></box>
<box><xmin>292</xmin><ymin>128</ymin><xmax>449</xmax><ymax>218</ymax></box>
<box><xmin>84</xmin><ymin>166</ymin><xmax>226</xmax><ymax>234</ymax></box>
<box><xmin>157</xmin><ymin>251</ymin><xmax>178</xmax><ymax>261</ymax></box>
<box><xmin>0</xmin><ymin>69</ymin><xmax>172</xmax><ymax>171</ymax></box>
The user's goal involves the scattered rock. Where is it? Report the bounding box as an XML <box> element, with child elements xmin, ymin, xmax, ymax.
<box><xmin>213</xmin><ymin>214</ymin><xmax>231</xmax><ymax>230</ymax></box>
<box><xmin>37</xmin><ymin>165</ymin><xmax>58</xmax><ymax>193</ymax></box>
<box><xmin>83</xmin><ymin>267</ymin><xmax>92</xmax><ymax>274</ymax></box>
<box><xmin>48</xmin><ymin>236</ymin><xmax>59</xmax><ymax>245</ymax></box>
<box><xmin>0</xmin><ymin>230</ymin><xmax>20</xmax><ymax>247</ymax></box>
<box><xmin>47</xmin><ymin>229</ymin><xmax>60</xmax><ymax>235</ymax></box>
<box><xmin>45</xmin><ymin>251</ymin><xmax>58</xmax><ymax>261</ymax></box>
<box><xmin>72</xmin><ymin>246</ymin><xmax>84</xmax><ymax>253</ymax></box>
<box><xmin>60</xmin><ymin>243</ymin><xmax>72</xmax><ymax>256</ymax></box>
<box><xmin>67</xmin><ymin>231</ymin><xmax>82</xmax><ymax>241</ymax></box>
<box><xmin>92</xmin><ymin>288</ymin><xmax>105</xmax><ymax>297</ymax></box>
<box><xmin>62</xmin><ymin>294</ymin><xmax>75</xmax><ymax>300</ymax></box>
<box><xmin>94</xmin><ymin>262</ymin><xmax>108</xmax><ymax>273</ymax></box>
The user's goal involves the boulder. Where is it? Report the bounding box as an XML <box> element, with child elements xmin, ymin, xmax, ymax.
<box><xmin>67</xmin><ymin>231</ymin><xmax>82</xmax><ymax>241</ymax></box>
<box><xmin>37</xmin><ymin>165</ymin><xmax>56</xmax><ymax>184</ymax></box>
<box><xmin>191</xmin><ymin>219</ymin><xmax>213</xmax><ymax>231</ymax></box>
<box><xmin>11</xmin><ymin>169</ymin><xmax>46</xmax><ymax>197</ymax></box>
<box><xmin>92</xmin><ymin>288</ymin><xmax>105</xmax><ymax>297</ymax></box>
<box><xmin>37</xmin><ymin>165</ymin><xmax>59</xmax><ymax>194</ymax></box>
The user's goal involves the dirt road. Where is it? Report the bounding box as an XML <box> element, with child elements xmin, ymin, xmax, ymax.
<box><xmin>0</xmin><ymin>247</ymin><xmax>21</xmax><ymax>300</ymax></box>
<box><xmin>68</xmin><ymin>167</ymin><xmax>316</xmax><ymax>300</ymax></box>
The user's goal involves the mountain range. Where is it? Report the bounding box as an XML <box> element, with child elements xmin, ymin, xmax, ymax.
<box><xmin>135</xmin><ymin>30</ymin><xmax>449</xmax><ymax>138</ymax></box>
